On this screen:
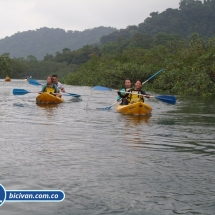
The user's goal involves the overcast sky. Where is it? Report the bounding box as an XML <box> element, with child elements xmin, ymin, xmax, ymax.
<box><xmin>0</xmin><ymin>0</ymin><xmax>180</xmax><ymax>39</ymax></box>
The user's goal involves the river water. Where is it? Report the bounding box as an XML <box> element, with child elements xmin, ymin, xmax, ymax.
<box><xmin>0</xmin><ymin>79</ymin><xmax>214</xmax><ymax>215</ymax></box>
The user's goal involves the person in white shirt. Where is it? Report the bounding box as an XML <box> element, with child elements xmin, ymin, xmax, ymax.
<box><xmin>52</xmin><ymin>75</ymin><xmax>65</xmax><ymax>92</ymax></box>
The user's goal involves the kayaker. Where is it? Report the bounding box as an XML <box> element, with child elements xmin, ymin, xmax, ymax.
<box><xmin>118</xmin><ymin>79</ymin><xmax>150</xmax><ymax>104</ymax></box>
<box><xmin>38</xmin><ymin>76</ymin><xmax>62</xmax><ymax>98</ymax></box>
<box><xmin>117</xmin><ymin>78</ymin><xmax>133</xmax><ymax>105</ymax></box>
<box><xmin>52</xmin><ymin>75</ymin><xmax>65</xmax><ymax>93</ymax></box>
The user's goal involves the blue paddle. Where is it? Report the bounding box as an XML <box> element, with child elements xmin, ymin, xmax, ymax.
<box><xmin>125</xmin><ymin>91</ymin><xmax>176</xmax><ymax>105</ymax></box>
<box><xmin>154</xmin><ymin>95</ymin><xmax>176</xmax><ymax>105</ymax></box>
<box><xmin>13</xmin><ymin>89</ymin><xmax>37</xmax><ymax>95</ymax></box>
<box><xmin>28</xmin><ymin>78</ymin><xmax>81</xmax><ymax>97</ymax></box>
<box><xmin>12</xmin><ymin>88</ymin><xmax>81</xmax><ymax>98</ymax></box>
<box><xmin>94</xmin><ymin>68</ymin><xmax>166</xmax><ymax>109</ymax></box>
<box><xmin>62</xmin><ymin>93</ymin><xmax>81</xmax><ymax>97</ymax></box>
<box><xmin>142</xmin><ymin>69</ymin><xmax>164</xmax><ymax>85</ymax></box>
<box><xmin>92</xmin><ymin>86</ymin><xmax>112</xmax><ymax>91</ymax></box>
<box><xmin>93</xmin><ymin>87</ymin><xmax>176</xmax><ymax>105</ymax></box>
<box><xmin>96</xmin><ymin>100</ymin><xmax>121</xmax><ymax>110</ymax></box>
<box><xmin>28</xmin><ymin>78</ymin><xmax>41</xmax><ymax>86</ymax></box>
<box><xmin>149</xmin><ymin>95</ymin><xmax>176</xmax><ymax>105</ymax></box>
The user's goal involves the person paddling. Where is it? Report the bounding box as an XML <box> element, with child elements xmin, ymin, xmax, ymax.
<box><xmin>118</xmin><ymin>79</ymin><xmax>150</xmax><ymax>104</ymax></box>
<box><xmin>52</xmin><ymin>75</ymin><xmax>65</xmax><ymax>93</ymax></box>
<box><xmin>117</xmin><ymin>78</ymin><xmax>133</xmax><ymax>105</ymax></box>
<box><xmin>38</xmin><ymin>76</ymin><xmax>62</xmax><ymax>98</ymax></box>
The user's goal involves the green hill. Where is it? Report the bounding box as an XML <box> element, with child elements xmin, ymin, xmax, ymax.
<box><xmin>0</xmin><ymin>26</ymin><xmax>117</xmax><ymax>60</ymax></box>
<box><xmin>100</xmin><ymin>0</ymin><xmax>215</xmax><ymax>44</ymax></box>
<box><xmin>2</xmin><ymin>0</ymin><xmax>215</xmax><ymax>97</ymax></box>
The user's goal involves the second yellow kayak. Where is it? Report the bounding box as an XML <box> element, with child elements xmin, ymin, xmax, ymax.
<box><xmin>5</xmin><ymin>76</ymin><xmax>11</xmax><ymax>82</ymax></box>
<box><xmin>116</xmin><ymin>101</ymin><xmax>152</xmax><ymax>115</ymax></box>
<box><xmin>36</xmin><ymin>92</ymin><xmax>64</xmax><ymax>104</ymax></box>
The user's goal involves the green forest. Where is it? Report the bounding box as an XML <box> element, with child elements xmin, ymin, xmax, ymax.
<box><xmin>100</xmin><ymin>0</ymin><xmax>215</xmax><ymax>43</ymax></box>
<box><xmin>1</xmin><ymin>0</ymin><xmax>215</xmax><ymax>97</ymax></box>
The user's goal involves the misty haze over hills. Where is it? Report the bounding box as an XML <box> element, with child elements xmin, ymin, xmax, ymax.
<box><xmin>1</xmin><ymin>0</ymin><xmax>215</xmax><ymax>60</ymax></box>
<box><xmin>0</xmin><ymin>26</ymin><xmax>117</xmax><ymax>60</ymax></box>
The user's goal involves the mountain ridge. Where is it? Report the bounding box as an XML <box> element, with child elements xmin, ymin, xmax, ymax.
<box><xmin>0</xmin><ymin>26</ymin><xmax>117</xmax><ymax>60</ymax></box>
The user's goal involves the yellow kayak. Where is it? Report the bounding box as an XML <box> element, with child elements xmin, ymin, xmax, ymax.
<box><xmin>5</xmin><ymin>76</ymin><xmax>11</xmax><ymax>82</ymax></box>
<box><xmin>36</xmin><ymin>92</ymin><xmax>64</xmax><ymax>104</ymax></box>
<box><xmin>116</xmin><ymin>101</ymin><xmax>152</xmax><ymax>115</ymax></box>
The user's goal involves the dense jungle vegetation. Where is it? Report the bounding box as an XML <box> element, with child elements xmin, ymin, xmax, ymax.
<box><xmin>63</xmin><ymin>32</ymin><xmax>215</xmax><ymax>97</ymax></box>
<box><xmin>100</xmin><ymin>0</ymin><xmax>215</xmax><ymax>43</ymax></box>
<box><xmin>1</xmin><ymin>0</ymin><xmax>215</xmax><ymax>97</ymax></box>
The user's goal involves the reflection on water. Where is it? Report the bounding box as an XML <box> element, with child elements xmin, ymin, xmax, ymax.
<box><xmin>36</xmin><ymin>103</ymin><xmax>60</xmax><ymax>108</ymax></box>
<box><xmin>36</xmin><ymin>103</ymin><xmax>59</xmax><ymax>110</ymax></box>
<box><xmin>0</xmin><ymin>80</ymin><xmax>215</xmax><ymax>215</ymax></box>
<box><xmin>36</xmin><ymin>104</ymin><xmax>60</xmax><ymax>119</ymax></box>
<box><xmin>117</xmin><ymin>115</ymin><xmax>152</xmax><ymax>147</ymax></box>
<box><xmin>123</xmin><ymin>115</ymin><xmax>151</xmax><ymax>126</ymax></box>
<box><xmin>13</xmin><ymin>103</ymin><xmax>25</xmax><ymax>107</ymax></box>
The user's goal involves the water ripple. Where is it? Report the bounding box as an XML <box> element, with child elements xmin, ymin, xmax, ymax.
<box><xmin>0</xmin><ymin>80</ymin><xmax>215</xmax><ymax>214</ymax></box>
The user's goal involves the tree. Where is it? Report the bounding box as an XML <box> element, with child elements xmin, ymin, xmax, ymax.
<box><xmin>0</xmin><ymin>55</ymin><xmax>11</xmax><ymax>77</ymax></box>
<box><xmin>26</xmin><ymin>55</ymin><xmax>38</xmax><ymax>62</ymax></box>
<box><xmin>43</xmin><ymin>54</ymin><xmax>54</xmax><ymax>61</ymax></box>
<box><xmin>150</xmin><ymin>12</ymin><xmax>159</xmax><ymax>17</ymax></box>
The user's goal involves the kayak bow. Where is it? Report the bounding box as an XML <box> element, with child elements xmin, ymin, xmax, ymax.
<box><xmin>36</xmin><ymin>92</ymin><xmax>64</xmax><ymax>104</ymax></box>
<box><xmin>116</xmin><ymin>102</ymin><xmax>152</xmax><ymax>115</ymax></box>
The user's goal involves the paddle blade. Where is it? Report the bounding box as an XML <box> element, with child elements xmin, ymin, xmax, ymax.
<box><xmin>13</xmin><ymin>89</ymin><xmax>31</xmax><ymax>95</ymax></box>
<box><xmin>63</xmin><ymin>93</ymin><xmax>81</xmax><ymax>97</ymax></box>
<box><xmin>28</xmin><ymin>78</ymin><xmax>42</xmax><ymax>86</ymax></box>
<box><xmin>92</xmin><ymin>86</ymin><xmax>112</xmax><ymax>91</ymax></box>
<box><xmin>96</xmin><ymin>106</ymin><xmax>112</xmax><ymax>110</ymax></box>
<box><xmin>155</xmin><ymin>95</ymin><xmax>176</xmax><ymax>105</ymax></box>
<box><xmin>96</xmin><ymin>100</ymin><xmax>119</xmax><ymax>110</ymax></box>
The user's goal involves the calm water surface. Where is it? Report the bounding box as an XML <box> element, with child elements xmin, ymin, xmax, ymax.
<box><xmin>0</xmin><ymin>79</ymin><xmax>215</xmax><ymax>215</ymax></box>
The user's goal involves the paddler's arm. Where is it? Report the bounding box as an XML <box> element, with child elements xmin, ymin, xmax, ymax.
<box><xmin>117</xmin><ymin>88</ymin><xmax>131</xmax><ymax>99</ymax></box>
<box><xmin>141</xmin><ymin>90</ymin><xmax>150</xmax><ymax>98</ymax></box>
<box><xmin>53</xmin><ymin>84</ymin><xmax>62</xmax><ymax>97</ymax></box>
<box><xmin>117</xmin><ymin>88</ymin><xmax>124</xmax><ymax>100</ymax></box>
<box><xmin>117</xmin><ymin>91</ymin><xmax>129</xmax><ymax>98</ymax></box>
<box><xmin>38</xmin><ymin>84</ymin><xmax>46</xmax><ymax>94</ymax></box>
<box><xmin>54</xmin><ymin>93</ymin><xmax>62</xmax><ymax>98</ymax></box>
<box><xmin>61</xmin><ymin>86</ymin><xmax>65</xmax><ymax>93</ymax></box>
<box><xmin>53</xmin><ymin>84</ymin><xmax>59</xmax><ymax>94</ymax></box>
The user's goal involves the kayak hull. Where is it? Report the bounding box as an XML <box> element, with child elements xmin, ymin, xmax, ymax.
<box><xmin>36</xmin><ymin>92</ymin><xmax>64</xmax><ymax>104</ymax></box>
<box><xmin>116</xmin><ymin>102</ymin><xmax>152</xmax><ymax>115</ymax></box>
<box><xmin>5</xmin><ymin>77</ymin><xmax>11</xmax><ymax>82</ymax></box>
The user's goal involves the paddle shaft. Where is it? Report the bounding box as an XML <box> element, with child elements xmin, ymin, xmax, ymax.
<box><xmin>124</xmin><ymin>91</ymin><xmax>167</xmax><ymax>98</ymax></box>
<box><xmin>142</xmin><ymin>69</ymin><xmax>164</xmax><ymax>85</ymax></box>
<box><xmin>115</xmin><ymin>69</ymin><xmax>164</xmax><ymax>101</ymax></box>
<box><xmin>123</xmin><ymin>92</ymin><xmax>176</xmax><ymax>104</ymax></box>
<box><xmin>111</xmin><ymin>99</ymin><xmax>121</xmax><ymax>107</ymax></box>
<box><xmin>28</xmin><ymin>78</ymin><xmax>81</xmax><ymax>97</ymax></box>
<box><xmin>123</xmin><ymin>92</ymin><xmax>150</xmax><ymax>97</ymax></box>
